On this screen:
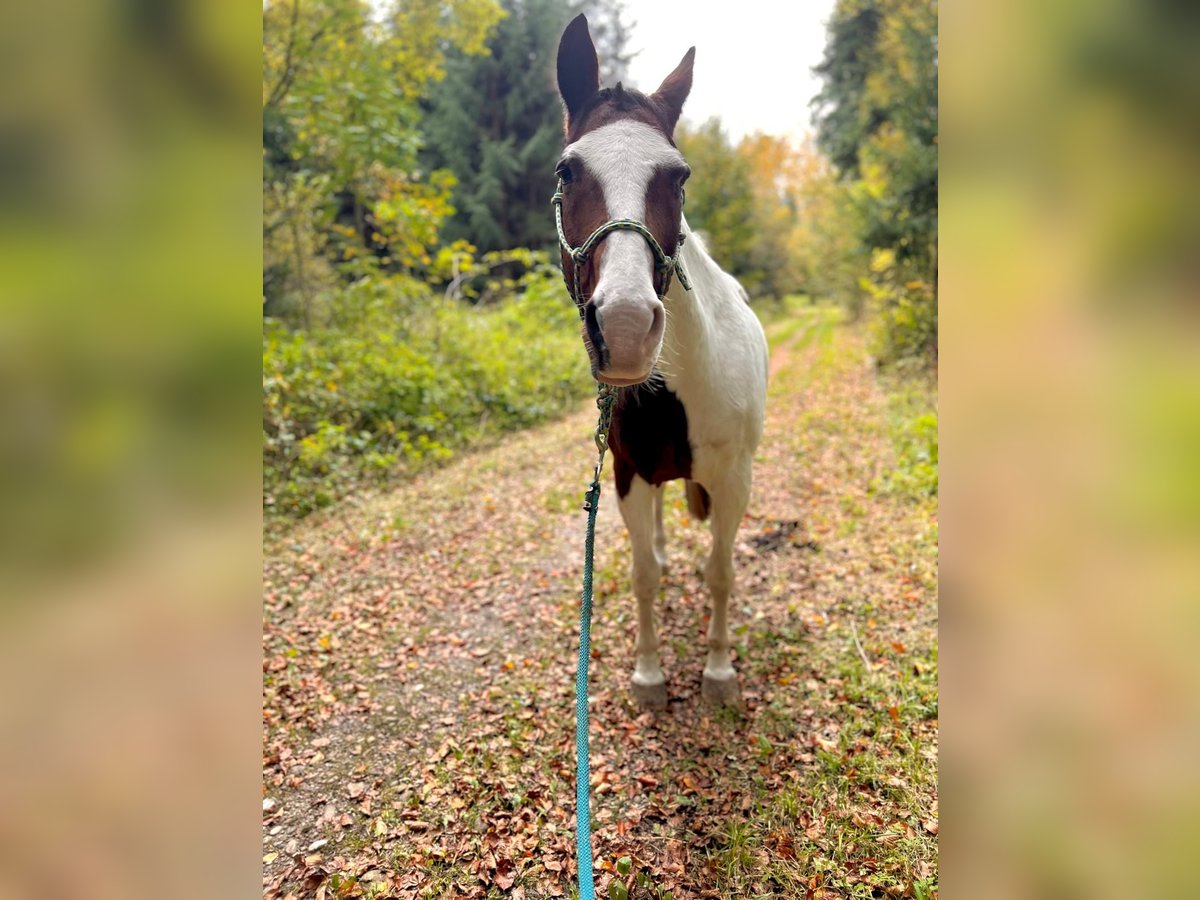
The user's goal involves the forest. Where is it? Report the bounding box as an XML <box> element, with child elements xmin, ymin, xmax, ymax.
<box><xmin>262</xmin><ymin>0</ymin><xmax>938</xmax><ymax>522</ymax></box>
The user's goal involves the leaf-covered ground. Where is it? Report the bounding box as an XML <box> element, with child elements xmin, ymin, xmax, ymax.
<box><xmin>263</xmin><ymin>305</ymin><xmax>938</xmax><ymax>899</ymax></box>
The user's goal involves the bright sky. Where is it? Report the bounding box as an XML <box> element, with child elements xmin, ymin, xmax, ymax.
<box><xmin>623</xmin><ymin>0</ymin><xmax>837</xmax><ymax>142</ymax></box>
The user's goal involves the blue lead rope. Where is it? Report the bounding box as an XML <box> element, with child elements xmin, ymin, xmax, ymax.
<box><xmin>575</xmin><ymin>473</ymin><xmax>600</xmax><ymax>898</ymax></box>
<box><xmin>574</xmin><ymin>385</ymin><xmax>617</xmax><ymax>900</ymax></box>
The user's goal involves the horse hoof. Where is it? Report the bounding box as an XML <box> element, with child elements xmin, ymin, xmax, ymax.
<box><xmin>631</xmin><ymin>678</ymin><xmax>667</xmax><ymax>709</ymax></box>
<box><xmin>702</xmin><ymin>672</ymin><xmax>742</xmax><ymax>707</ymax></box>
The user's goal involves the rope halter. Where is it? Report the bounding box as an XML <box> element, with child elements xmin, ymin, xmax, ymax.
<box><xmin>552</xmin><ymin>178</ymin><xmax>692</xmax><ymax>316</ymax></box>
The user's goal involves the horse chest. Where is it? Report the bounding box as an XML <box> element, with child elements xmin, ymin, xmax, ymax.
<box><xmin>608</xmin><ymin>381</ymin><xmax>693</xmax><ymax>499</ymax></box>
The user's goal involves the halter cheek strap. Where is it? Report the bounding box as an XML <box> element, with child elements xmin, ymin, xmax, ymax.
<box><xmin>552</xmin><ymin>179</ymin><xmax>692</xmax><ymax>315</ymax></box>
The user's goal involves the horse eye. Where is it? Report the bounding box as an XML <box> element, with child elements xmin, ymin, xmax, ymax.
<box><xmin>556</xmin><ymin>162</ymin><xmax>573</xmax><ymax>184</ymax></box>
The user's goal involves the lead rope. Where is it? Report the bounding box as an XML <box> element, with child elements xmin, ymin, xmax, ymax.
<box><xmin>575</xmin><ymin>383</ymin><xmax>617</xmax><ymax>900</ymax></box>
<box><xmin>557</xmin><ymin>177</ymin><xmax>690</xmax><ymax>897</ymax></box>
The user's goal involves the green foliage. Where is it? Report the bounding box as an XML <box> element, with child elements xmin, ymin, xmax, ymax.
<box><xmin>422</xmin><ymin>0</ymin><xmax>635</xmax><ymax>254</ymax></box>
<box><xmin>863</xmin><ymin>248</ymin><xmax>937</xmax><ymax>364</ymax></box>
<box><xmin>263</xmin><ymin>269</ymin><xmax>591</xmax><ymax>520</ymax></box>
<box><xmin>814</xmin><ymin>0</ymin><xmax>938</xmax><ymax>367</ymax></box>
<box><xmin>263</xmin><ymin>172</ymin><xmax>338</xmax><ymax>324</ymax></box>
<box><xmin>421</xmin><ymin>0</ymin><xmax>568</xmax><ymax>252</ymax></box>
<box><xmin>262</xmin><ymin>0</ymin><xmax>505</xmax><ymax>317</ymax></box>
<box><xmin>813</xmin><ymin>0</ymin><xmax>884</xmax><ymax>179</ymax></box>
<box><xmin>890</xmin><ymin>410</ymin><xmax>938</xmax><ymax>498</ymax></box>
<box><xmin>873</xmin><ymin>374</ymin><xmax>938</xmax><ymax>500</ymax></box>
<box><xmin>675</xmin><ymin>119</ymin><xmax>758</xmax><ymax>286</ymax></box>
<box><xmin>675</xmin><ymin>125</ymin><xmax>871</xmax><ymax>306</ymax></box>
<box><xmin>786</xmin><ymin>151</ymin><xmax>869</xmax><ymax>314</ymax></box>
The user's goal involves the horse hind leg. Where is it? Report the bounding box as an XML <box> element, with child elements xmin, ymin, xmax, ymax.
<box><xmin>653</xmin><ymin>484</ymin><xmax>668</xmax><ymax>573</ymax></box>
<box><xmin>701</xmin><ymin>469</ymin><xmax>751</xmax><ymax>707</ymax></box>
<box><xmin>619</xmin><ymin>476</ymin><xmax>667</xmax><ymax>709</ymax></box>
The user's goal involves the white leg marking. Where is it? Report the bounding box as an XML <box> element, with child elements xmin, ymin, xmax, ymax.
<box><xmin>618</xmin><ymin>476</ymin><xmax>666</xmax><ymax>706</ymax></box>
<box><xmin>701</xmin><ymin>467</ymin><xmax>751</xmax><ymax>704</ymax></box>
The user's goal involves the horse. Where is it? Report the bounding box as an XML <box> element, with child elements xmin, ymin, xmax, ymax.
<box><xmin>553</xmin><ymin>15</ymin><xmax>769</xmax><ymax>708</ymax></box>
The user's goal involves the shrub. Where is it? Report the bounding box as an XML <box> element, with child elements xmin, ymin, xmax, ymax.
<box><xmin>263</xmin><ymin>270</ymin><xmax>590</xmax><ymax>522</ymax></box>
<box><xmin>862</xmin><ymin>249</ymin><xmax>938</xmax><ymax>371</ymax></box>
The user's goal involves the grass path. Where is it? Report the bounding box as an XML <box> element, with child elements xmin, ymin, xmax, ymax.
<box><xmin>263</xmin><ymin>305</ymin><xmax>938</xmax><ymax>899</ymax></box>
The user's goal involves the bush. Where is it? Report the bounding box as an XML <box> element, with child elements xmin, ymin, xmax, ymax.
<box><xmin>862</xmin><ymin>249</ymin><xmax>938</xmax><ymax>371</ymax></box>
<box><xmin>263</xmin><ymin>270</ymin><xmax>591</xmax><ymax>522</ymax></box>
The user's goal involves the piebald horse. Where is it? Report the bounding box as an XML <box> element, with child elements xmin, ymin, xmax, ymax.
<box><xmin>555</xmin><ymin>16</ymin><xmax>768</xmax><ymax>708</ymax></box>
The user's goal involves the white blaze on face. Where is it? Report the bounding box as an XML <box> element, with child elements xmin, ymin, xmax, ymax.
<box><xmin>563</xmin><ymin>120</ymin><xmax>685</xmax><ymax>381</ymax></box>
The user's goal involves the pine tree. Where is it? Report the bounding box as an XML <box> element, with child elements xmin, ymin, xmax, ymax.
<box><xmin>812</xmin><ymin>0</ymin><xmax>937</xmax><ymax>266</ymax></box>
<box><xmin>421</xmin><ymin>0</ymin><xmax>634</xmax><ymax>253</ymax></box>
<box><xmin>812</xmin><ymin>0</ymin><xmax>884</xmax><ymax>179</ymax></box>
<box><xmin>812</xmin><ymin>0</ymin><xmax>938</xmax><ymax>364</ymax></box>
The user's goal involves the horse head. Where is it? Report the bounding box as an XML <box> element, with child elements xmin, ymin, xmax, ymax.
<box><xmin>555</xmin><ymin>14</ymin><xmax>695</xmax><ymax>386</ymax></box>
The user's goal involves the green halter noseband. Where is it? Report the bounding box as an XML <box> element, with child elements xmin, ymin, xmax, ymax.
<box><xmin>552</xmin><ymin>178</ymin><xmax>692</xmax><ymax>316</ymax></box>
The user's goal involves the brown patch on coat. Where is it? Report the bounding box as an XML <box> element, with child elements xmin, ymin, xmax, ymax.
<box><xmin>557</xmin><ymin>173</ymin><xmax>608</xmax><ymax>306</ymax></box>
<box><xmin>609</xmin><ymin>381</ymin><xmax>693</xmax><ymax>498</ymax></box>
<box><xmin>565</xmin><ymin>85</ymin><xmax>678</xmax><ymax>146</ymax></box>
<box><xmin>643</xmin><ymin>166</ymin><xmax>686</xmax><ymax>263</ymax></box>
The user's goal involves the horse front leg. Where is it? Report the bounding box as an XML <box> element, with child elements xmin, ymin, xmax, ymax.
<box><xmin>618</xmin><ymin>476</ymin><xmax>667</xmax><ymax>709</ymax></box>
<box><xmin>701</xmin><ymin>467</ymin><xmax>751</xmax><ymax>707</ymax></box>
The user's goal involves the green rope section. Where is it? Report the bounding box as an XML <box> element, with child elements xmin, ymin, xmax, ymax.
<box><xmin>574</xmin><ymin>383</ymin><xmax>617</xmax><ymax>900</ymax></box>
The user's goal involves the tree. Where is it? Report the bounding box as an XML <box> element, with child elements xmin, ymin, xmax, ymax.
<box><xmin>586</xmin><ymin>0</ymin><xmax>636</xmax><ymax>85</ymax></box>
<box><xmin>421</xmin><ymin>0</ymin><xmax>635</xmax><ymax>254</ymax></box>
<box><xmin>813</xmin><ymin>0</ymin><xmax>938</xmax><ymax>365</ymax></box>
<box><xmin>737</xmin><ymin>132</ymin><xmax>806</xmax><ymax>300</ymax></box>
<box><xmin>262</xmin><ymin>0</ymin><xmax>505</xmax><ymax>319</ymax></box>
<box><xmin>812</xmin><ymin>0</ymin><xmax>884</xmax><ymax>179</ymax></box>
<box><xmin>675</xmin><ymin>119</ymin><xmax>758</xmax><ymax>289</ymax></box>
<box><xmin>784</xmin><ymin>137</ymin><xmax>867</xmax><ymax>312</ymax></box>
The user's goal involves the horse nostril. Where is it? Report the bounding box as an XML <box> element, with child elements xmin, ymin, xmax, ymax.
<box><xmin>584</xmin><ymin>300</ymin><xmax>608</xmax><ymax>368</ymax></box>
<box><xmin>585</xmin><ymin>299</ymin><xmax>602</xmax><ymax>336</ymax></box>
<box><xmin>646</xmin><ymin>303</ymin><xmax>665</xmax><ymax>346</ymax></box>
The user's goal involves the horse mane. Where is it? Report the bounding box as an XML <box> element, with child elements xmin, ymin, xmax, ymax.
<box><xmin>566</xmin><ymin>84</ymin><xmax>677</xmax><ymax>144</ymax></box>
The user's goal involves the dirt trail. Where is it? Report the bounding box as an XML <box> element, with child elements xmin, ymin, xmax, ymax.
<box><xmin>263</xmin><ymin>307</ymin><xmax>938</xmax><ymax>899</ymax></box>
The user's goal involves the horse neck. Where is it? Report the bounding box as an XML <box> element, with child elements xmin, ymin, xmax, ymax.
<box><xmin>658</xmin><ymin>216</ymin><xmax>732</xmax><ymax>386</ymax></box>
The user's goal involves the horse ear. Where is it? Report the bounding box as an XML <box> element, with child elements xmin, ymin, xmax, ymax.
<box><xmin>652</xmin><ymin>47</ymin><xmax>695</xmax><ymax>133</ymax></box>
<box><xmin>557</xmin><ymin>14</ymin><xmax>599</xmax><ymax>128</ymax></box>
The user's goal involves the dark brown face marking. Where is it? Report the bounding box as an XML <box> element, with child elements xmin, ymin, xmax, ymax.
<box><xmin>555</xmin><ymin>162</ymin><xmax>608</xmax><ymax>305</ymax></box>
<box><xmin>643</xmin><ymin>165</ymin><xmax>688</xmax><ymax>262</ymax></box>
<box><xmin>564</xmin><ymin>85</ymin><xmax>677</xmax><ymax>146</ymax></box>
<box><xmin>609</xmin><ymin>380</ymin><xmax>693</xmax><ymax>498</ymax></box>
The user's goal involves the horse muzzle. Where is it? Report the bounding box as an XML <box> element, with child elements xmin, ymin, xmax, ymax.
<box><xmin>584</xmin><ymin>296</ymin><xmax>665</xmax><ymax>385</ymax></box>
